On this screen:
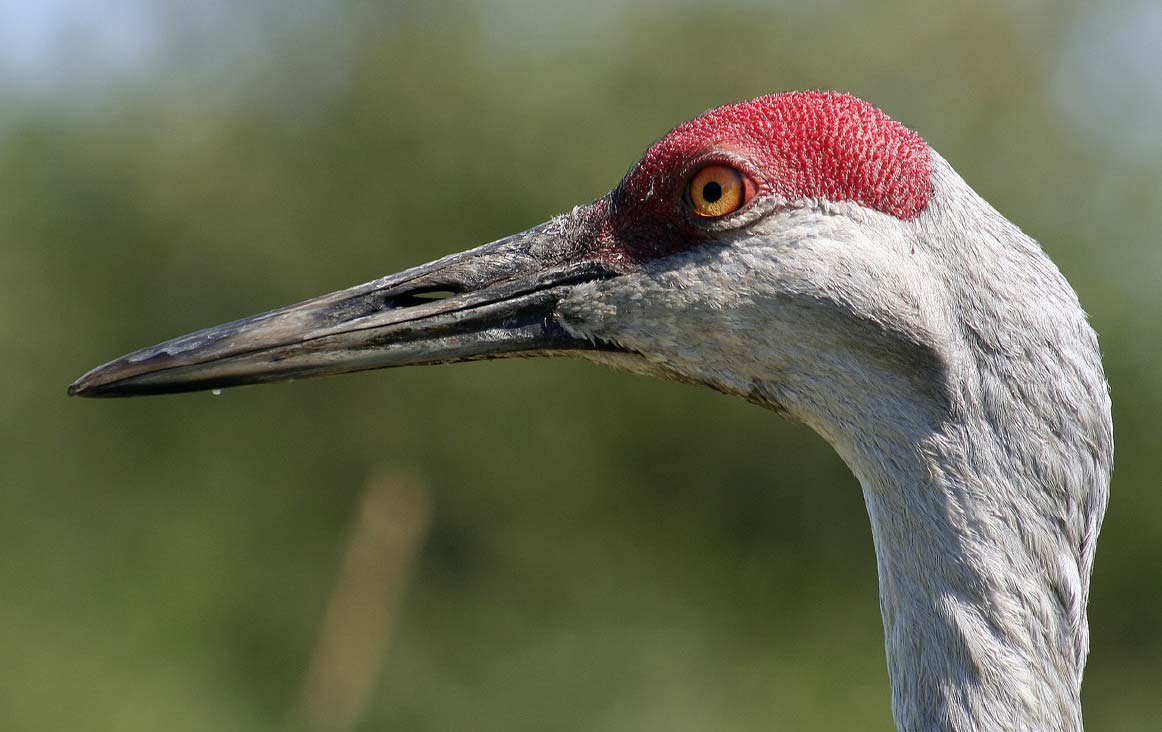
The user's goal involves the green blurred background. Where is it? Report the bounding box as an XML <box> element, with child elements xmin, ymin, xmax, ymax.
<box><xmin>3</xmin><ymin>1</ymin><xmax>1160</xmax><ymax>730</ymax></box>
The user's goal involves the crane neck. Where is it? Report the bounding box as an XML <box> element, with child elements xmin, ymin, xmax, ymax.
<box><xmin>839</xmin><ymin>418</ymin><xmax>1089</xmax><ymax>732</ymax></box>
<box><xmin>797</xmin><ymin>154</ymin><xmax>1111</xmax><ymax>732</ymax></box>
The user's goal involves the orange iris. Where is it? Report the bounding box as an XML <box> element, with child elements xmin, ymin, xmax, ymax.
<box><xmin>688</xmin><ymin>164</ymin><xmax>750</xmax><ymax>218</ymax></box>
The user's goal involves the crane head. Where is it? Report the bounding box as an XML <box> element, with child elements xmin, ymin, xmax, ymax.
<box><xmin>68</xmin><ymin>91</ymin><xmax>1092</xmax><ymax>453</ymax></box>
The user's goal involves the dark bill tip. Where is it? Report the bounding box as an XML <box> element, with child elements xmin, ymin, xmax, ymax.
<box><xmin>67</xmin><ymin>212</ymin><xmax>623</xmax><ymax>399</ymax></box>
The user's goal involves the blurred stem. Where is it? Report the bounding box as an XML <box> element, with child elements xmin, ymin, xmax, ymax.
<box><xmin>296</xmin><ymin>468</ymin><xmax>432</xmax><ymax>732</ymax></box>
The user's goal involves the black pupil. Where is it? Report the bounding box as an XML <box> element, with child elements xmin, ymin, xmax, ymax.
<box><xmin>702</xmin><ymin>181</ymin><xmax>723</xmax><ymax>203</ymax></box>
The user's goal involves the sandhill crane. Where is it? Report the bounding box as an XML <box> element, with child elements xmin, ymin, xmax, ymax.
<box><xmin>70</xmin><ymin>91</ymin><xmax>1112</xmax><ymax>732</ymax></box>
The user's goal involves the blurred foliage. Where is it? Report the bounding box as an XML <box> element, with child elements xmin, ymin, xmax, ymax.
<box><xmin>2</xmin><ymin>1</ymin><xmax>1160</xmax><ymax>730</ymax></box>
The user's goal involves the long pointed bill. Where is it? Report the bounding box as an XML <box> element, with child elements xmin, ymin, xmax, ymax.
<box><xmin>68</xmin><ymin>210</ymin><xmax>620</xmax><ymax>398</ymax></box>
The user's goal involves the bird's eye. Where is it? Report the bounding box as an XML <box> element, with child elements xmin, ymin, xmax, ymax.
<box><xmin>688</xmin><ymin>164</ymin><xmax>752</xmax><ymax>218</ymax></box>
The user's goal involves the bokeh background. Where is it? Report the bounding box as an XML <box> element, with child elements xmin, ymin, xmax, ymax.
<box><xmin>3</xmin><ymin>1</ymin><xmax>1160</xmax><ymax>730</ymax></box>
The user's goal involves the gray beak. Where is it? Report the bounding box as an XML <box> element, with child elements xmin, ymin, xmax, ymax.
<box><xmin>68</xmin><ymin>208</ymin><xmax>619</xmax><ymax>398</ymax></box>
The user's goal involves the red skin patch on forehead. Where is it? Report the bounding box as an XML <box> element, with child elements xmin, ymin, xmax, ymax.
<box><xmin>618</xmin><ymin>91</ymin><xmax>931</xmax><ymax>223</ymax></box>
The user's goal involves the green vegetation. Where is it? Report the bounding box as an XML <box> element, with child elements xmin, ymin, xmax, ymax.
<box><xmin>2</xmin><ymin>2</ymin><xmax>1159</xmax><ymax>730</ymax></box>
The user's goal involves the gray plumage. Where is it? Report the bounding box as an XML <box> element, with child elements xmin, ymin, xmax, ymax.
<box><xmin>562</xmin><ymin>151</ymin><xmax>1112</xmax><ymax>731</ymax></box>
<box><xmin>70</xmin><ymin>94</ymin><xmax>1112</xmax><ymax>732</ymax></box>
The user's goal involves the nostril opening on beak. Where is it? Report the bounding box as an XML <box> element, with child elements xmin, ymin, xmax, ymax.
<box><xmin>384</xmin><ymin>285</ymin><xmax>464</xmax><ymax>310</ymax></box>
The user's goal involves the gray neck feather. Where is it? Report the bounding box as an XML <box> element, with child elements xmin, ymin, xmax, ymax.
<box><xmin>829</xmin><ymin>157</ymin><xmax>1112</xmax><ymax>732</ymax></box>
<box><xmin>850</xmin><ymin>424</ymin><xmax>1093</xmax><ymax>732</ymax></box>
